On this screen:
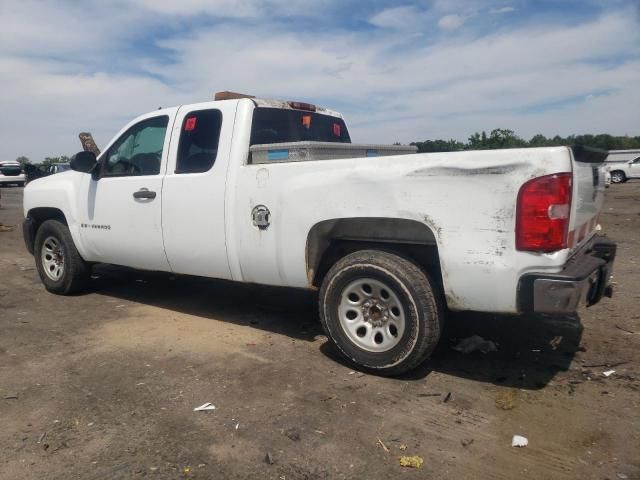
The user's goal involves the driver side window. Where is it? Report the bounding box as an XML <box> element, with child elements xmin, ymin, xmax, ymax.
<box><xmin>103</xmin><ymin>116</ymin><xmax>169</xmax><ymax>177</ymax></box>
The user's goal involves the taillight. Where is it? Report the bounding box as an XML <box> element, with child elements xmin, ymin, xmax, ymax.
<box><xmin>516</xmin><ymin>173</ymin><xmax>572</xmax><ymax>252</ymax></box>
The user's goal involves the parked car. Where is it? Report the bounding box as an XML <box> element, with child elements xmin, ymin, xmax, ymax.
<box><xmin>0</xmin><ymin>161</ymin><xmax>25</xmax><ymax>187</ymax></box>
<box><xmin>605</xmin><ymin>149</ymin><xmax>640</xmax><ymax>183</ymax></box>
<box><xmin>21</xmin><ymin>93</ymin><xmax>616</xmax><ymax>375</ymax></box>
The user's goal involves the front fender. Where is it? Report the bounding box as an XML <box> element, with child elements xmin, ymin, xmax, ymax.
<box><xmin>23</xmin><ymin>172</ymin><xmax>89</xmax><ymax>259</ymax></box>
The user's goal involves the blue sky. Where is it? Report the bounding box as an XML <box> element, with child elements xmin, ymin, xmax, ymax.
<box><xmin>0</xmin><ymin>0</ymin><xmax>639</xmax><ymax>160</ymax></box>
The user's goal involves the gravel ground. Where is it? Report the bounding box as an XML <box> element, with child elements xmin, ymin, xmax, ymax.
<box><xmin>1</xmin><ymin>183</ymin><xmax>639</xmax><ymax>480</ymax></box>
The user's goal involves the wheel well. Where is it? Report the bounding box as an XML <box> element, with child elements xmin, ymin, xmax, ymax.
<box><xmin>28</xmin><ymin>207</ymin><xmax>68</xmax><ymax>233</ymax></box>
<box><xmin>610</xmin><ymin>170</ymin><xmax>626</xmax><ymax>177</ymax></box>
<box><xmin>307</xmin><ymin>218</ymin><xmax>442</xmax><ymax>289</ymax></box>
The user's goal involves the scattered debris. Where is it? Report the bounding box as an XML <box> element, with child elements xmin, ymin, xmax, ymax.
<box><xmin>443</xmin><ymin>392</ymin><xmax>452</xmax><ymax>403</ymax></box>
<box><xmin>399</xmin><ymin>456</ymin><xmax>424</xmax><ymax>469</ymax></box>
<box><xmin>0</xmin><ymin>224</ymin><xmax>14</xmax><ymax>233</ymax></box>
<box><xmin>453</xmin><ymin>335</ymin><xmax>497</xmax><ymax>354</ymax></box>
<box><xmin>615</xmin><ymin>325</ymin><xmax>636</xmax><ymax>334</ymax></box>
<box><xmin>235</xmin><ymin>422</ymin><xmax>240</xmax><ymax>430</ymax></box>
<box><xmin>399</xmin><ymin>444</ymin><xmax>407</xmax><ymax>451</ymax></box>
<box><xmin>549</xmin><ymin>336</ymin><xmax>563</xmax><ymax>350</ymax></box>
<box><xmin>461</xmin><ymin>438</ymin><xmax>474</xmax><ymax>447</ymax></box>
<box><xmin>314</xmin><ymin>430</ymin><xmax>325</xmax><ymax>435</ymax></box>
<box><xmin>376</xmin><ymin>437</ymin><xmax>390</xmax><ymax>453</ymax></box>
<box><xmin>4</xmin><ymin>394</ymin><xmax>18</xmax><ymax>400</ymax></box>
<box><xmin>284</xmin><ymin>427</ymin><xmax>301</xmax><ymax>441</ymax></box>
<box><xmin>182</xmin><ymin>466</ymin><xmax>192</xmax><ymax>474</ymax></box>
<box><xmin>582</xmin><ymin>360</ymin><xmax>629</xmax><ymax>368</ymax></box>
<box><xmin>37</xmin><ymin>432</ymin><xmax>47</xmax><ymax>444</ymax></box>
<box><xmin>265</xmin><ymin>452</ymin><xmax>274</xmax><ymax>465</ymax></box>
<box><xmin>603</xmin><ymin>370</ymin><xmax>616</xmax><ymax>377</ymax></box>
<box><xmin>193</xmin><ymin>402</ymin><xmax>216</xmax><ymax>412</ymax></box>
<box><xmin>511</xmin><ymin>435</ymin><xmax>528</xmax><ymax>448</ymax></box>
<box><xmin>495</xmin><ymin>388</ymin><xmax>517</xmax><ymax>410</ymax></box>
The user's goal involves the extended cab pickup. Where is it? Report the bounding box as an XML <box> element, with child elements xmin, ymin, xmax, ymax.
<box><xmin>22</xmin><ymin>95</ymin><xmax>616</xmax><ymax>375</ymax></box>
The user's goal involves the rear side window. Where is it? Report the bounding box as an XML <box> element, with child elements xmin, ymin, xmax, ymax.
<box><xmin>250</xmin><ymin>108</ymin><xmax>351</xmax><ymax>145</ymax></box>
<box><xmin>176</xmin><ymin>109</ymin><xmax>223</xmax><ymax>174</ymax></box>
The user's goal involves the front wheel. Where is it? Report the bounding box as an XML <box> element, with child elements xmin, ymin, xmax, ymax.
<box><xmin>319</xmin><ymin>250</ymin><xmax>442</xmax><ymax>376</ymax></box>
<box><xmin>610</xmin><ymin>170</ymin><xmax>626</xmax><ymax>184</ymax></box>
<box><xmin>34</xmin><ymin>220</ymin><xmax>90</xmax><ymax>294</ymax></box>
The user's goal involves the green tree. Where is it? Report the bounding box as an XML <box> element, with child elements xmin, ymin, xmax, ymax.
<box><xmin>411</xmin><ymin>139</ymin><xmax>465</xmax><ymax>153</ymax></box>
<box><xmin>413</xmin><ymin>130</ymin><xmax>640</xmax><ymax>152</ymax></box>
<box><xmin>15</xmin><ymin>156</ymin><xmax>31</xmax><ymax>165</ymax></box>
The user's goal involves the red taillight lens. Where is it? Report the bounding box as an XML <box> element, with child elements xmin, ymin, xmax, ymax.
<box><xmin>516</xmin><ymin>173</ymin><xmax>572</xmax><ymax>252</ymax></box>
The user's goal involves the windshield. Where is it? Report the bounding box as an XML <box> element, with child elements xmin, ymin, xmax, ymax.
<box><xmin>250</xmin><ymin>108</ymin><xmax>351</xmax><ymax>145</ymax></box>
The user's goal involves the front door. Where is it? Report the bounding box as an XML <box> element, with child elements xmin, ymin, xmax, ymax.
<box><xmin>79</xmin><ymin>112</ymin><xmax>175</xmax><ymax>271</ymax></box>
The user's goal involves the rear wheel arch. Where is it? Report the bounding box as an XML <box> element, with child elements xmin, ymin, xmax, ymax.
<box><xmin>306</xmin><ymin>217</ymin><xmax>443</xmax><ymax>289</ymax></box>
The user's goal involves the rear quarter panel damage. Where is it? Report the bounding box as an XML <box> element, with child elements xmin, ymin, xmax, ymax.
<box><xmin>232</xmin><ymin>147</ymin><xmax>574</xmax><ymax>314</ymax></box>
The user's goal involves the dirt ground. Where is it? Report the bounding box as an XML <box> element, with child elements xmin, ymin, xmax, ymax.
<box><xmin>1</xmin><ymin>183</ymin><xmax>639</xmax><ymax>480</ymax></box>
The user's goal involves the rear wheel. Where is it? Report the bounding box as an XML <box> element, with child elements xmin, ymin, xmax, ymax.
<box><xmin>610</xmin><ymin>170</ymin><xmax>626</xmax><ymax>184</ymax></box>
<box><xmin>319</xmin><ymin>250</ymin><xmax>442</xmax><ymax>376</ymax></box>
<box><xmin>34</xmin><ymin>220</ymin><xmax>90</xmax><ymax>294</ymax></box>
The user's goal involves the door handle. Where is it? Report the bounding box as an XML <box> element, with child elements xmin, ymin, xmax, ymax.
<box><xmin>133</xmin><ymin>188</ymin><xmax>156</xmax><ymax>199</ymax></box>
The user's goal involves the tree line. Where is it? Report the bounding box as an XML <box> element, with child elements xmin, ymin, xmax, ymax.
<box><xmin>15</xmin><ymin>155</ymin><xmax>70</xmax><ymax>166</ymax></box>
<box><xmin>411</xmin><ymin>129</ymin><xmax>640</xmax><ymax>153</ymax></box>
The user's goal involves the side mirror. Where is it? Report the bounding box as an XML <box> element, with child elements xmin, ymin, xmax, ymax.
<box><xmin>70</xmin><ymin>151</ymin><xmax>97</xmax><ymax>174</ymax></box>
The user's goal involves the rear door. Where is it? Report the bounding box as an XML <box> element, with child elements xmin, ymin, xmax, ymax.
<box><xmin>568</xmin><ymin>146</ymin><xmax>608</xmax><ymax>251</ymax></box>
<box><xmin>161</xmin><ymin>101</ymin><xmax>236</xmax><ymax>279</ymax></box>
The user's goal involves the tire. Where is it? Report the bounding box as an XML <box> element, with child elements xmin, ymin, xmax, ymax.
<box><xmin>319</xmin><ymin>250</ymin><xmax>442</xmax><ymax>376</ymax></box>
<box><xmin>34</xmin><ymin>219</ymin><xmax>90</xmax><ymax>294</ymax></box>
<box><xmin>610</xmin><ymin>171</ymin><xmax>626</xmax><ymax>184</ymax></box>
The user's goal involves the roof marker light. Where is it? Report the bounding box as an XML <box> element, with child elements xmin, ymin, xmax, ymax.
<box><xmin>288</xmin><ymin>101</ymin><xmax>316</xmax><ymax>112</ymax></box>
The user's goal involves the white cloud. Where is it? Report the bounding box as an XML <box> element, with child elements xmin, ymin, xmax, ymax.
<box><xmin>490</xmin><ymin>6</ymin><xmax>516</xmax><ymax>14</ymax></box>
<box><xmin>438</xmin><ymin>14</ymin><xmax>465</xmax><ymax>30</ymax></box>
<box><xmin>369</xmin><ymin>6</ymin><xmax>422</xmax><ymax>29</ymax></box>
<box><xmin>129</xmin><ymin>0</ymin><xmax>334</xmax><ymax>18</ymax></box>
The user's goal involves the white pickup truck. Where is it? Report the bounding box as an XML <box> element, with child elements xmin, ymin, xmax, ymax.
<box><xmin>22</xmin><ymin>94</ymin><xmax>616</xmax><ymax>375</ymax></box>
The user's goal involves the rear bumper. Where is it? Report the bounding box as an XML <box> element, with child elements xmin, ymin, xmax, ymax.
<box><xmin>517</xmin><ymin>236</ymin><xmax>616</xmax><ymax>314</ymax></box>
